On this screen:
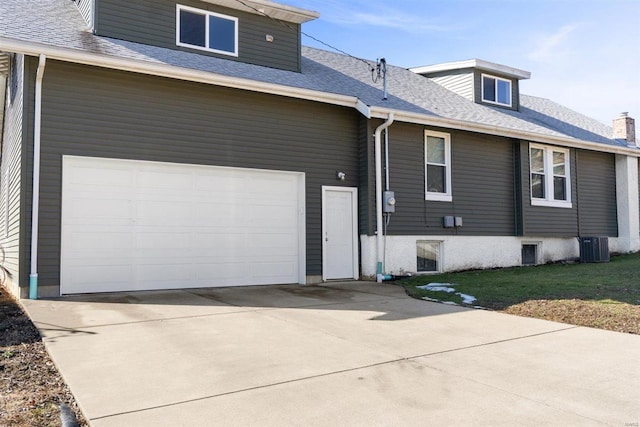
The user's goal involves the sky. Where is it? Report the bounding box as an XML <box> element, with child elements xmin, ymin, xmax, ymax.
<box><xmin>290</xmin><ymin>0</ymin><xmax>640</xmax><ymax>126</ymax></box>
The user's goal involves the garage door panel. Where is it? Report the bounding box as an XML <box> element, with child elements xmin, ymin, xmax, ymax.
<box><xmin>134</xmin><ymin>232</ymin><xmax>192</xmax><ymax>250</ymax></box>
<box><xmin>61</xmin><ymin>157</ymin><xmax>303</xmax><ymax>294</ymax></box>
<box><xmin>137</xmin><ymin>169</ymin><xmax>193</xmax><ymax>191</ymax></box>
<box><xmin>135</xmin><ymin>263</ymin><xmax>195</xmax><ymax>282</ymax></box>
<box><xmin>67</xmin><ymin>198</ymin><xmax>133</xmax><ymax>223</ymax></box>
<box><xmin>68</xmin><ymin>264</ymin><xmax>134</xmax><ymax>287</ymax></box>
<box><xmin>67</xmin><ymin>164</ymin><xmax>135</xmax><ymax>188</ymax></box>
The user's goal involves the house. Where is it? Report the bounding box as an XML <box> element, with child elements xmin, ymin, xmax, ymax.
<box><xmin>0</xmin><ymin>0</ymin><xmax>638</xmax><ymax>298</ymax></box>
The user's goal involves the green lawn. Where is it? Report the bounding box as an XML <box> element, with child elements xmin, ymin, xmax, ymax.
<box><xmin>397</xmin><ymin>252</ymin><xmax>640</xmax><ymax>334</ymax></box>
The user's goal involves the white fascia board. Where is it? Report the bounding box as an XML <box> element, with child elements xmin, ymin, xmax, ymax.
<box><xmin>0</xmin><ymin>36</ymin><xmax>358</xmax><ymax>109</ymax></box>
<box><xmin>200</xmin><ymin>0</ymin><xmax>319</xmax><ymax>23</ymax></box>
<box><xmin>4</xmin><ymin>36</ymin><xmax>635</xmax><ymax>157</ymax></box>
<box><xmin>367</xmin><ymin>106</ymin><xmax>640</xmax><ymax>157</ymax></box>
<box><xmin>411</xmin><ymin>59</ymin><xmax>531</xmax><ymax>80</ymax></box>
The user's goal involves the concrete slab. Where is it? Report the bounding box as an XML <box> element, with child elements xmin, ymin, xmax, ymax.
<box><xmin>92</xmin><ymin>359</ymin><xmax>604</xmax><ymax>427</ymax></box>
<box><xmin>415</xmin><ymin>326</ymin><xmax>640</xmax><ymax>425</ymax></box>
<box><xmin>187</xmin><ymin>283</ymin><xmax>395</xmax><ymax>308</ymax></box>
<box><xmin>22</xmin><ymin>289</ymin><xmax>243</xmax><ymax>336</ymax></box>
<box><xmin>22</xmin><ymin>281</ymin><xmax>640</xmax><ymax>426</ymax></box>
<box><xmin>263</xmin><ymin>297</ymin><xmax>571</xmax><ymax>358</ymax></box>
<box><xmin>38</xmin><ymin>309</ymin><xmax>396</xmax><ymax>419</ymax></box>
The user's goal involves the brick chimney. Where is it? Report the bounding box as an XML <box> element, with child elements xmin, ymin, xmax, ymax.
<box><xmin>612</xmin><ymin>112</ymin><xmax>637</xmax><ymax>147</ymax></box>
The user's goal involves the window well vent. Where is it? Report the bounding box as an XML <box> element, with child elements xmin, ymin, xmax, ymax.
<box><xmin>579</xmin><ymin>237</ymin><xmax>609</xmax><ymax>263</ymax></box>
<box><xmin>522</xmin><ymin>244</ymin><xmax>538</xmax><ymax>265</ymax></box>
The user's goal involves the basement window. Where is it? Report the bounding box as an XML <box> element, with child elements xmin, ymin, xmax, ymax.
<box><xmin>417</xmin><ymin>241</ymin><xmax>441</xmax><ymax>273</ymax></box>
<box><xmin>521</xmin><ymin>243</ymin><xmax>538</xmax><ymax>265</ymax></box>
<box><xmin>176</xmin><ymin>5</ymin><xmax>238</xmax><ymax>57</ymax></box>
<box><xmin>482</xmin><ymin>74</ymin><xmax>512</xmax><ymax>107</ymax></box>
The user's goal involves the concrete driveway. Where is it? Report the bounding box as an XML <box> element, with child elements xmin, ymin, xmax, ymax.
<box><xmin>23</xmin><ymin>281</ymin><xmax>640</xmax><ymax>426</ymax></box>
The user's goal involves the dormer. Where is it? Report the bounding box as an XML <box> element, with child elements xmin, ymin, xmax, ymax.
<box><xmin>73</xmin><ymin>0</ymin><xmax>319</xmax><ymax>72</ymax></box>
<box><xmin>410</xmin><ymin>59</ymin><xmax>531</xmax><ymax>111</ymax></box>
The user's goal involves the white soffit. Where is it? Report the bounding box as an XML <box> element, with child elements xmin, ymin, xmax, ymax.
<box><xmin>410</xmin><ymin>59</ymin><xmax>531</xmax><ymax>80</ymax></box>
<box><xmin>201</xmin><ymin>0</ymin><xmax>319</xmax><ymax>23</ymax></box>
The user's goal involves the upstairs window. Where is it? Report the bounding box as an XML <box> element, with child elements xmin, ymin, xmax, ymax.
<box><xmin>176</xmin><ymin>5</ymin><xmax>238</xmax><ymax>57</ymax></box>
<box><xmin>529</xmin><ymin>144</ymin><xmax>572</xmax><ymax>208</ymax></box>
<box><xmin>425</xmin><ymin>131</ymin><xmax>452</xmax><ymax>202</ymax></box>
<box><xmin>482</xmin><ymin>74</ymin><xmax>511</xmax><ymax>107</ymax></box>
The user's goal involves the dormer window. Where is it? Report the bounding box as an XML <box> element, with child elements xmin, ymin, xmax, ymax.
<box><xmin>176</xmin><ymin>5</ymin><xmax>238</xmax><ymax>57</ymax></box>
<box><xmin>481</xmin><ymin>74</ymin><xmax>512</xmax><ymax>107</ymax></box>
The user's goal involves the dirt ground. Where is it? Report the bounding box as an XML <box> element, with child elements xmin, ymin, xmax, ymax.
<box><xmin>0</xmin><ymin>286</ymin><xmax>87</xmax><ymax>426</ymax></box>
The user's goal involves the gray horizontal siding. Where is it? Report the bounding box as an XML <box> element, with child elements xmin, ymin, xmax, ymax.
<box><xmin>95</xmin><ymin>0</ymin><xmax>301</xmax><ymax>71</ymax></box>
<box><xmin>33</xmin><ymin>60</ymin><xmax>359</xmax><ymax>290</ymax></box>
<box><xmin>520</xmin><ymin>141</ymin><xmax>579</xmax><ymax>237</ymax></box>
<box><xmin>0</xmin><ymin>54</ymin><xmax>24</xmax><ymax>295</ymax></box>
<box><xmin>358</xmin><ymin>116</ymin><xmax>373</xmax><ymax>236</ymax></box>
<box><xmin>378</xmin><ymin>122</ymin><xmax>515</xmax><ymax>236</ymax></box>
<box><xmin>576</xmin><ymin>150</ymin><xmax>617</xmax><ymax>236</ymax></box>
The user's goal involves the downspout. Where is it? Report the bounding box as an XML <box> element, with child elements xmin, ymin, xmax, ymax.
<box><xmin>374</xmin><ymin>113</ymin><xmax>394</xmax><ymax>282</ymax></box>
<box><xmin>29</xmin><ymin>54</ymin><xmax>46</xmax><ymax>299</ymax></box>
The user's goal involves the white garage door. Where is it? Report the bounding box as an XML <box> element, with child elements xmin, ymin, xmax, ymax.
<box><xmin>61</xmin><ymin>156</ymin><xmax>305</xmax><ymax>294</ymax></box>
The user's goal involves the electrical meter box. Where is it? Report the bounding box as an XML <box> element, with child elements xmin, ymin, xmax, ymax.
<box><xmin>383</xmin><ymin>191</ymin><xmax>396</xmax><ymax>213</ymax></box>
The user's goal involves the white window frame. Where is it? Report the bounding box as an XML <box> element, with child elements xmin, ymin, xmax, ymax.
<box><xmin>529</xmin><ymin>143</ymin><xmax>572</xmax><ymax>208</ymax></box>
<box><xmin>481</xmin><ymin>73</ymin><xmax>512</xmax><ymax>107</ymax></box>
<box><xmin>176</xmin><ymin>5</ymin><xmax>239</xmax><ymax>57</ymax></box>
<box><xmin>425</xmin><ymin>130</ymin><xmax>452</xmax><ymax>202</ymax></box>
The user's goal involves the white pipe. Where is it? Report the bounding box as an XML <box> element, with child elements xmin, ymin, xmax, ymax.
<box><xmin>374</xmin><ymin>113</ymin><xmax>394</xmax><ymax>282</ymax></box>
<box><xmin>29</xmin><ymin>54</ymin><xmax>46</xmax><ymax>299</ymax></box>
<box><xmin>384</xmin><ymin>128</ymin><xmax>390</xmax><ymax>191</ymax></box>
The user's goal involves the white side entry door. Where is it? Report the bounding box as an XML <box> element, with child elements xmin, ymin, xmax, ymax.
<box><xmin>322</xmin><ymin>186</ymin><xmax>358</xmax><ymax>280</ymax></box>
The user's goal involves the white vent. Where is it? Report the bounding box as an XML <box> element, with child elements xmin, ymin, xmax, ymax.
<box><xmin>0</xmin><ymin>52</ymin><xmax>10</xmax><ymax>76</ymax></box>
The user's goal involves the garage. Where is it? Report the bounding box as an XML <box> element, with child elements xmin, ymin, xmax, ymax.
<box><xmin>60</xmin><ymin>156</ymin><xmax>305</xmax><ymax>294</ymax></box>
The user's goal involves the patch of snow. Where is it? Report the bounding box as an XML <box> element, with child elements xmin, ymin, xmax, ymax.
<box><xmin>417</xmin><ymin>282</ymin><xmax>477</xmax><ymax>305</ymax></box>
<box><xmin>417</xmin><ymin>283</ymin><xmax>456</xmax><ymax>293</ymax></box>
<box><xmin>458</xmin><ymin>293</ymin><xmax>477</xmax><ymax>304</ymax></box>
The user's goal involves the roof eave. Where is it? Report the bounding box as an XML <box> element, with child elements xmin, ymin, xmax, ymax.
<box><xmin>201</xmin><ymin>0</ymin><xmax>319</xmax><ymax>23</ymax></box>
<box><xmin>2</xmin><ymin>37</ymin><xmax>634</xmax><ymax>157</ymax></box>
<box><xmin>0</xmin><ymin>36</ymin><xmax>357</xmax><ymax>107</ymax></box>
<box><xmin>410</xmin><ymin>59</ymin><xmax>531</xmax><ymax>80</ymax></box>
<box><xmin>366</xmin><ymin>106</ymin><xmax>639</xmax><ymax>156</ymax></box>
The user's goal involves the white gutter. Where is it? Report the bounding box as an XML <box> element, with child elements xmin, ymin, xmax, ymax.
<box><xmin>374</xmin><ymin>113</ymin><xmax>394</xmax><ymax>282</ymax></box>
<box><xmin>367</xmin><ymin>107</ymin><xmax>640</xmax><ymax>157</ymax></box>
<box><xmin>0</xmin><ymin>37</ymin><xmax>359</xmax><ymax>110</ymax></box>
<box><xmin>1</xmin><ymin>37</ymin><xmax>636</xmax><ymax>157</ymax></box>
<box><xmin>29</xmin><ymin>54</ymin><xmax>46</xmax><ymax>299</ymax></box>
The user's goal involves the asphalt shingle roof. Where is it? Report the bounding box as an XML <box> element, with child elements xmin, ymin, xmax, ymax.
<box><xmin>0</xmin><ymin>0</ymin><xmax>633</xmax><ymax>149</ymax></box>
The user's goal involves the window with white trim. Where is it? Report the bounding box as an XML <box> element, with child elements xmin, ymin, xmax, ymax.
<box><xmin>425</xmin><ymin>130</ymin><xmax>452</xmax><ymax>202</ymax></box>
<box><xmin>482</xmin><ymin>74</ymin><xmax>512</xmax><ymax>107</ymax></box>
<box><xmin>529</xmin><ymin>144</ymin><xmax>572</xmax><ymax>208</ymax></box>
<box><xmin>176</xmin><ymin>5</ymin><xmax>238</xmax><ymax>57</ymax></box>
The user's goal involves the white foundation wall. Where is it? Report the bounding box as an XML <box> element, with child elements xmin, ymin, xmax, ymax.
<box><xmin>360</xmin><ymin>235</ymin><xmax>581</xmax><ymax>276</ymax></box>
